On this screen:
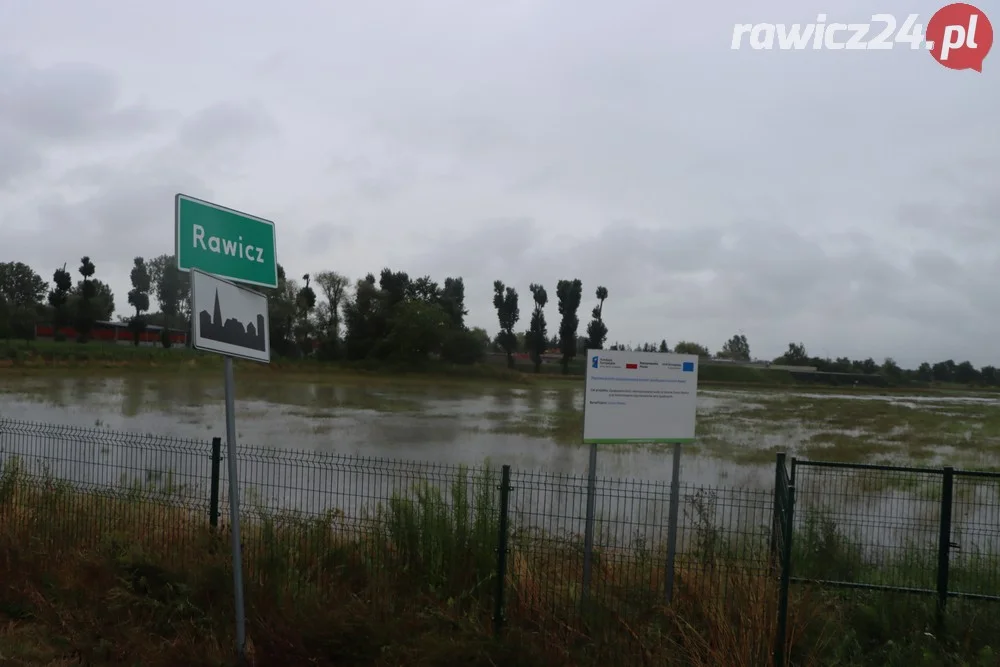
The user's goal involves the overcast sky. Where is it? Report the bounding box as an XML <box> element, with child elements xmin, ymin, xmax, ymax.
<box><xmin>0</xmin><ymin>0</ymin><xmax>996</xmax><ymax>368</ymax></box>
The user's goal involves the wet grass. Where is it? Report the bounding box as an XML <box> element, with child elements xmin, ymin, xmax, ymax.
<box><xmin>471</xmin><ymin>388</ymin><xmax>1000</xmax><ymax>470</ymax></box>
<box><xmin>1</xmin><ymin>456</ymin><xmax>998</xmax><ymax>666</ymax></box>
<box><xmin>695</xmin><ymin>393</ymin><xmax>1000</xmax><ymax>469</ymax></box>
<box><xmin>793</xmin><ymin>509</ymin><xmax>1000</xmax><ymax>598</ymax></box>
<box><xmin>798</xmin><ymin>432</ymin><xmax>899</xmax><ymax>462</ymax></box>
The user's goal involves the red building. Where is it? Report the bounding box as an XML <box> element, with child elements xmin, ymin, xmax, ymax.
<box><xmin>35</xmin><ymin>320</ymin><xmax>188</xmax><ymax>347</ymax></box>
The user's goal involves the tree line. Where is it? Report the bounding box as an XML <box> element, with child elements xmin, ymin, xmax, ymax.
<box><xmin>0</xmin><ymin>258</ymin><xmax>606</xmax><ymax>370</ymax></box>
<box><xmin>1</xmin><ymin>258</ymin><xmax>997</xmax><ymax>384</ymax></box>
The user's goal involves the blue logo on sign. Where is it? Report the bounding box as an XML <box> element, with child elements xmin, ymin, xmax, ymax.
<box><xmin>682</xmin><ymin>362</ymin><xmax>695</xmax><ymax>372</ymax></box>
<box><xmin>591</xmin><ymin>356</ymin><xmax>599</xmax><ymax>369</ymax></box>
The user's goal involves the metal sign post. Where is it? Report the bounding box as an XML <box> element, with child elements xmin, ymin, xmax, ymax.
<box><xmin>223</xmin><ymin>355</ymin><xmax>247</xmax><ymax>657</ymax></box>
<box><xmin>190</xmin><ymin>268</ymin><xmax>269</xmax><ymax>661</ymax></box>
<box><xmin>664</xmin><ymin>441</ymin><xmax>682</xmax><ymax>602</ymax></box>
<box><xmin>182</xmin><ymin>190</ymin><xmax>274</xmax><ymax>663</ymax></box>
<box><xmin>581</xmin><ymin>441</ymin><xmax>599</xmax><ymax>604</ymax></box>
<box><xmin>580</xmin><ymin>349</ymin><xmax>699</xmax><ymax>607</ymax></box>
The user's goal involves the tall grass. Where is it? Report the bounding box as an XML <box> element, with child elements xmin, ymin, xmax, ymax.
<box><xmin>0</xmin><ymin>457</ymin><xmax>997</xmax><ymax>665</ymax></box>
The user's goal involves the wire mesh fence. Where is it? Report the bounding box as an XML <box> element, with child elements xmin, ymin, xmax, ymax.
<box><xmin>2</xmin><ymin>415</ymin><xmax>999</xmax><ymax>649</ymax></box>
<box><xmin>950</xmin><ymin>471</ymin><xmax>1000</xmax><ymax>599</ymax></box>
<box><xmin>0</xmin><ymin>418</ymin><xmax>216</xmax><ymax>572</ymax></box>
<box><xmin>787</xmin><ymin>459</ymin><xmax>1000</xmax><ymax>603</ymax></box>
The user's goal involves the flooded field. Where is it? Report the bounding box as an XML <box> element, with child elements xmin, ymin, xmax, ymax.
<box><xmin>1</xmin><ymin>372</ymin><xmax>998</xmax><ymax>561</ymax></box>
<box><xmin>1</xmin><ymin>372</ymin><xmax>999</xmax><ymax>489</ymax></box>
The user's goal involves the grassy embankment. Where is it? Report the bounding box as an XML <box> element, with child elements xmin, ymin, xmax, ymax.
<box><xmin>0</xmin><ymin>339</ymin><xmax>792</xmax><ymax>384</ymax></box>
<box><xmin>0</xmin><ymin>457</ymin><xmax>997</xmax><ymax>666</ymax></box>
<box><xmin>0</xmin><ymin>339</ymin><xmax>986</xmax><ymax>394</ymax></box>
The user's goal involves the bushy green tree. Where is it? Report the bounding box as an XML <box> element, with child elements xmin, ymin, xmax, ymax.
<box><xmin>492</xmin><ymin>280</ymin><xmax>520</xmax><ymax>369</ymax></box>
<box><xmin>719</xmin><ymin>334</ymin><xmax>750</xmax><ymax>361</ymax></box>
<box><xmin>313</xmin><ymin>270</ymin><xmax>349</xmax><ymax>359</ymax></box>
<box><xmin>69</xmin><ymin>279</ymin><xmax>115</xmax><ymax>322</ymax></box>
<box><xmin>75</xmin><ymin>256</ymin><xmax>97</xmax><ymax>342</ymax></box>
<box><xmin>343</xmin><ymin>274</ymin><xmax>383</xmax><ymax>360</ymax></box>
<box><xmin>295</xmin><ymin>274</ymin><xmax>318</xmax><ymax>355</ymax></box>
<box><xmin>585</xmin><ymin>286</ymin><xmax>608</xmax><ymax>351</ymax></box>
<box><xmin>47</xmin><ymin>264</ymin><xmax>73</xmax><ymax>340</ymax></box>
<box><xmin>127</xmin><ymin>257</ymin><xmax>151</xmax><ymax>346</ymax></box>
<box><xmin>775</xmin><ymin>342</ymin><xmax>809</xmax><ymax>365</ymax></box>
<box><xmin>674</xmin><ymin>341</ymin><xmax>711</xmax><ymax>357</ymax></box>
<box><xmin>439</xmin><ymin>277</ymin><xmax>467</xmax><ymax>329</ymax></box>
<box><xmin>528</xmin><ymin>283</ymin><xmax>548</xmax><ymax>373</ymax></box>
<box><xmin>0</xmin><ymin>261</ymin><xmax>47</xmax><ymax>340</ymax></box>
<box><xmin>148</xmin><ymin>254</ymin><xmax>187</xmax><ymax>347</ymax></box>
<box><xmin>556</xmin><ymin>278</ymin><xmax>582</xmax><ymax>374</ymax></box>
<box><xmin>383</xmin><ymin>299</ymin><xmax>450</xmax><ymax>362</ymax></box>
<box><xmin>441</xmin><ymin>326</ymin><xmax>489</xmax><ymax>364</ymax></box>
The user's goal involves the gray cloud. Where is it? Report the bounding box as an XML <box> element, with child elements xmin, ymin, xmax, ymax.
<box><xmin>0</xmin><ymin>0</ymin><xmax>997</xmax><ymax>367</ymax></box>
<box><xmin>0</xmin><ymin>128</ymin><xmax>44</xmax><ymax>189</ymax></box>
<box><xmin>176</xmin><ymin>102</ymin><xmax>278</xmax><ymax>154</ymax></box>
<box><xmin>0</xmin><ymin>58</ymin><xmax>147</xmax><ymax>190</ymax></box>
<box><xmin>0</xmin><ymin>57</ymin><xmax>160</xmax><ymax>143</ymax></box>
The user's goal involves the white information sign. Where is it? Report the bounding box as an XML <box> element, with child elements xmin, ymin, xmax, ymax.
<box><xmin>190</xmin><ymin>268</ymin><xmax>271</xmax><ymax>363</ymax></box>
<box><xmin>583</xmin><ymin>349</ymin><xmax>698</xmax><ymax>443</ymax></box>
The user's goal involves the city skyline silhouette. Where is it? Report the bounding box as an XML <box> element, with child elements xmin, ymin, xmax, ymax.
<box><xmin>198</xmin><ymin>288</ymin><xmax>266</xmax><ymax>351</ymax></box>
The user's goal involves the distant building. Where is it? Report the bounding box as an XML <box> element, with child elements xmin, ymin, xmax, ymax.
<box><xmin>34</xmin><ymin>320</ymin><xmax>188</xmax><ymax>347</ymax></box>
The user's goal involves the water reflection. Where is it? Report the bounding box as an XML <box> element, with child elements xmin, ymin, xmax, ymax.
<box><xmin>122</xmin><ymin>375</ymin><xmax>144</xmax><ymax>417</ymax></box>
<box><xmin>2</xmin><ymin>374</ymin><xmax>998</xmax><ymax>489</ymax></box>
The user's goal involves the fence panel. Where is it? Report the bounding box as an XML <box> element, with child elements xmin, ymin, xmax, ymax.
<box><xmin>505</xmin><ymin>465</ymin><xmax>773</xmax><ymax>635</ymax></box>
<box><xmin>950</xmin><ymin>471</ymin><xmax>1000</xmax><ymax>601</ymax></box>
<box><xmin>790</xmin><ymin>461</ymin><xmax>944</xmax><ymax>592</ymax></box>
<box><xmin>773</xmin><ymin>453</ymin><xmax>793</xmax><ymax>667</ymax></box>
<box><xmin>504</xmin><ymin>469</ymin><xmax>588</xmax><ymax>628</ymax></box>
<box><xmin>0</xmin><ymin>417</ymin><xmax>214</xmax><ymax>563</ymax></box>
<box><xmin>214</xmin><ymin>443</ymin><xmax>504</xmax><ymax>618</ymax></box>
<box><xmin>5</xmin><ymin>414</ymin><xmax>1000</xmax><ymax>648</ymax></box>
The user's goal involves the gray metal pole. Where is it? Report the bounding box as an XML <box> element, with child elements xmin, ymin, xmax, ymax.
<box><xmin>581</xmin><ymin>442</ymin><xmax>598</xmax><ymax>606</ymax></box>
<box><xmin>224</xmin><ymin>356</ymin><xmax>247</xmax><ymax>660</ymax></box>
<box><xmin>664</xmin><ymin>441</ymin><xmax>682</xmax><ymax>603</ymax></box>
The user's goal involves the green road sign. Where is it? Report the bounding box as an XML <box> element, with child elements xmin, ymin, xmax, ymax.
<box><xmin>175</xmin><ymin>194</ymin><xmax>278</xmax><ymax>288</ymax></box>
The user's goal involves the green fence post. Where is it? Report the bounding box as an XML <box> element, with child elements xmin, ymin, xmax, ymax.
<box><xmin>494</xmin><ymin>464</ymin><xmax>512</xmax><ymax>636</ymax></box>
<box><xmin>770</xmin><ymin>452</ymin><xmax>786</xmax><ymax>572</ymax></box>
<box><xmin>774</xmin><ymin>483</ymin><xmax>795</xmax><ymax>667</ymax></box>
<box><xmin>209</xmin><ymin>437</ymin><xmax>222</xmax><ymax>531</ymax></box>
<box><xmin>936</xmin><ymin>466</ymin><xmax>954</xmax><ymax>632</ymax></box>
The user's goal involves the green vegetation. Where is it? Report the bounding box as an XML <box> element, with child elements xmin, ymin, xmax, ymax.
<box><xmin>696</xmin><ymin>391</ymin><xmax>1000</xmax><ymax>469</ymax></box>
<box><xmin>3</xmin><ymin>258</ymin><xmax>999</xmax><ymax>390</ymax></box>
<box><xmin>126</xmin><ymin>256</ymin><xmax>153</xmax><ymax>344</ymax></box>
<box><xmin>0</xmin><ymin>457</ymin><xmax>997</xmax><ymax>666</ymax></box>
<box><xmin>457</xmin><ymin>385</ymin><xmax>1000</xmax><ymax>467</ymax></box>
<box><xmin>793</xmin><ymin>511</ymin><xmax>1000</xmax><ymax>596</ymax></box>
<box><xmin>0</xmin><ymin>338</ymin><xmax>814</xmax><ymax>386</ymax></box>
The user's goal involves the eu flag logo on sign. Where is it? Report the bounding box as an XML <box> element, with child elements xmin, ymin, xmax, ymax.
<box><xmin>591</xmin><ymin>356</ymin><xmax>599</xmax><ymax>369</ymax></box>
<box><xmin>682</xmin><ymin>362</ymin><xmax>695</xmax><ymax>372</ymax></box>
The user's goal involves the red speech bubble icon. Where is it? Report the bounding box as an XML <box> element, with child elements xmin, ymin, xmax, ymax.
<box><xmin>927</xmin><ymin>3</ymin><xmax>993</xmax><ymax>72</ymax></box>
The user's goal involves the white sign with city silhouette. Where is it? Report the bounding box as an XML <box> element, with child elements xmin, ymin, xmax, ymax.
<box><xmin>190</xmin><ymin>268</ymin><xmax>270</xmax><ymax>363</ymax></box>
